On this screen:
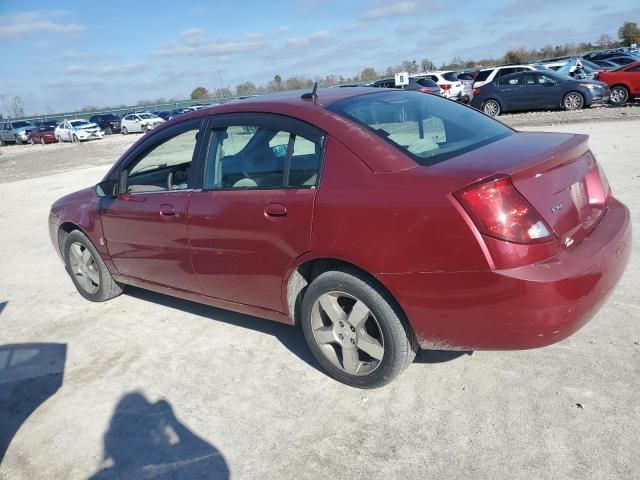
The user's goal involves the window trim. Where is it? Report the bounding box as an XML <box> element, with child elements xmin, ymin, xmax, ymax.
<box><xmin>202</xmin><ymin>112</ymin><xmax>326</xmax><ymax>192</ymax></box>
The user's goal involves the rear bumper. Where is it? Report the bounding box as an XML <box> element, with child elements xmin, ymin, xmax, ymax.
<box><xmin>381</xmin><ymin>198</ymin><xmax>631</xmax><ymax>350</ymax></box>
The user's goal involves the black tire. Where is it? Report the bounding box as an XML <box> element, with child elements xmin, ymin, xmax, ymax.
<box><xmin>57</xmin><ymin>136</ymin><xmax>63</xmax><ymax>143</ymax></box>
<box><xmin>482</xmin><ymin>99</ymin><xmax>501</xmax><ymax>117</ymax></box>
<box><xmin>610</xmin><ymin>85</ymin><xmax>629</xmax><ymax>105</ymax></box>
<box><xmin>122</xmin><ymin>126</ymin><xmax>128</xmax><ymax>135</ymax></box>
<box><xmin>562</xmin><ymin>91</ymin><xmax>584</xmax><ymax>111</ymax></box>
<box><xmin>105</xmin><ymin>127</ymin><xmax>112</xmax><ymax>135</ymax></box>
<box><xmin>142</xmin><ymin>125</ymin><xmax>149</xmax><ymax>133</ymax></box>
<box><xmin>0</xmin><ymin>138</ymin><xmax>5</xmax><ymax>146</ymax></box>
<box><xmin>15</xmin><ymin>135</ymin><xmax>22</xmax><ymax>145</ymax></box>
<box><xmin>301</xmin><ymin>268</ymin><xmax>417</xmax><ymax>388</ymax></box>
<box><xmin>63</xmin><ymin>230</ymin><xmax>123</xmax><ymax>302</ymax></box>
<box><xmin>72</xmin><ymin>134</ymin><xmax>79</xmax><ymax>143</ymax></box>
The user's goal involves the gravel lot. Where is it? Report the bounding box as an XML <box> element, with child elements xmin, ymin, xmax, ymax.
<box><xmin>0</xmin><ymin>113</ymin><xmax>638</xmax><ymax>479</ymax></box>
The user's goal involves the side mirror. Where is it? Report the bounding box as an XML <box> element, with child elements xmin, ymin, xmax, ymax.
<box><xmin>271</xmin><ymin>144</ymin><xmax>287</xmax><ymax>158</ymax></box>
<box><xmin>95</xmin><ymin>179</ymin><xmax>118</xmax><ymax>197</ymax></box>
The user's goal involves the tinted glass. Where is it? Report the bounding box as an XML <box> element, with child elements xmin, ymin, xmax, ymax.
<box><xmin>443</xmin><ymin>72</ymin><xmax>460</xmax><ymax>82</ymax></box>
<box><xmin>70</xmin><ymin>120</ymin><xmax>90</xmax><ymax>127</ymax></box>
<box><xmin>328</xmin><ymin>91</ymin><xmax>512</xmax><ymax>166</ymax></box>
<box><xmin>474</xmin><ymin>70</ymin><xmax>492</xmax><ymax>82</ymax></box>
<box><xmin>12</xmin><ymin>121</ymin><xmax>32</xmax><ymax>128</ymax></box>
<box><xmin>627</xmin><ymin>65</ymin><xmax>640</xmax><ymax>72</ymax></box>
<box><xmin>416</xmin><ymin>78</ymin><xmax>438</xmax><ymax>87</ymax></box>
<box><xmin>611</xmin><ymin>57</ymin><xmax>635</xmax><ymax>65</ymax></box>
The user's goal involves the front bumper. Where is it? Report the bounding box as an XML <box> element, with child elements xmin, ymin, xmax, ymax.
<box><xmin>381</xmin><ymin>198</ymin><xmax>631</xmax><ymax>350</ymax></box>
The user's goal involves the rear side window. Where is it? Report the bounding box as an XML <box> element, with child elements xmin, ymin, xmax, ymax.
<box><xmin>416</xmin><ymin>78</ymin><xmax>437</xmax><ymax>87</ymax></box>
<box><xmin>443</xmin><ymin>72</ymin><xmax>460</xmax><ymax>82</ymax></box>
<box><xmin>328</xmin><ymin>91</ymin><xmax>512</xmax><ymax>166</ymax></box>
<box><xmin>474</xmin><ymin>70</ymin><xmax>492</xmax><ymax>82</ymax></box>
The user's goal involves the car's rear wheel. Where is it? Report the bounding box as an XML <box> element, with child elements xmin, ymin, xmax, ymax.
<box><xmin>301</xmin><ymin>269</ymin><xmax>417</xmax><ymax>388</ymax></box>
<box><xmin>610</xmin><ymin>85</ymin><xmax>629</xmax><ymax>105</ymax></box>
<box><xmin>105</xmin><ymin>127</ymin><xmax>112</xmax><ymax>135</ymax></box>
<box><xmin>15</xmin><ymin>135</ymin><xmax>22</xmax><ymax>145</ymax></box>
<box><xmin>63</xmin><ymin>230</ymin><xmax>123</xmax><ymax>302</ymax></box>
<box><xmin>72</xmin><ymin>134</ymin><xmax>79</xmax><ymax>143</ymax></box>
<box><xmin>482</xmin><ymin>99</ymin><xmax>501</xmax><ymax>117</ymax></box>
<box><xmin>122</xmin><ymin>126</ymin><xmax>128</xmax><ymax>135</ymax></box>
<box><xmin>40</xmin><ymin>137</ymin><xmax>45</xmax><ymax>145</ymax></box>
<box><xmin>57</xmin><ymin>136</ymin><xmax>63</xmax><ymax>143</ymax></box>
<box><xmin>562</xmin><ymin>92</ymin><xmax>584</xmax><ymax>110</ymax></box>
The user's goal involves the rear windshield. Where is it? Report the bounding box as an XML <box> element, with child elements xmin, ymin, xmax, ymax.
<box><xmin>474</xmin><ymin>69</ymin><xmax>492</xmax><ymax>82</ymax></box>
<box><xmin>12</xmin><ymin>121</ymin><xmax>33</xmax><ymax>128</ymax></box>
<box><xmin>416</xmin><ymin>78</ymin><xmax>438</xmax><ymax>87</ymax></box>
<box><xmin>443</xmin><ymin>72</ymin><xmax>461</xmax><ymax>82</ymax></box>
<box><xmin>327</xmin><ymin>91</ymin><xmax>512</xmax><ymax>166</ymax></box>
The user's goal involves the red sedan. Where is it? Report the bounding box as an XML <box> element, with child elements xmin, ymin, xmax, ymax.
<box><xmin>596</xmin><ymin>60</ymin><xmax>640</xmax><ymax>104</ymax></box>
<box><xmin>29</xmin><ymin>122</ymin><xmax>58</xmax><ymax>144</ymax></box>
<box><xmin>48</xmin><ymin>88</ymin><xmax>631</xmax><ymax>387</ymax></box>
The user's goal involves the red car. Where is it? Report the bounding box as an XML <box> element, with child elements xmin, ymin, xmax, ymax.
<box><xmin>48</xmin><ymin>88</ymin><xmax>631</xmax><ymax>388</ymax></box>
<box><xmin>29</xmin><ymin>122</ymin><xmax>58</xmax><ymax>144</ymax></box>
<box><xmin>596</xmin><ymin>60</ymin><xmax>640</xmax><ymax>104</ymax></box>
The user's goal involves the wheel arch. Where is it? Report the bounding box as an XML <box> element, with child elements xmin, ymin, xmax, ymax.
<box><xmin>482</xmin><ymin>98</ymin><xmax>503</xmax><ymax>114</ymax></box>
<box><xmin>284</xmin><ymin>257</ymin><xmax>412</xmax><ymax>335</ymax></box>
<box><xmin>57</xmin><ymin>222</ymin><xmax>86</xmax><ymax>256</ymax></box>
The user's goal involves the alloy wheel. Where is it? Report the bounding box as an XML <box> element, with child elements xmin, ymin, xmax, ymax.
<box><xmin>310</xmin><ymin>291</ymin><xmax>385</xmax><ymax>376</ymax></box>
<box><xmin>483</xmin><ymin>100</ymin><xmax>500</xmax><ymax>116</ymax></box>
<box><xmin>610</xmin><ymin>87</ymin><xmax>628</xmax><ymax>105</ymax></box>
<box><xmin>564</xmin><ymin>93</ymin><xmax>583</xmax><ymax>110</ymax></box>
<box><xmin>68</xmin><ymin>242</ymin><xmax>100</xmax><ymax>294</ymax></box>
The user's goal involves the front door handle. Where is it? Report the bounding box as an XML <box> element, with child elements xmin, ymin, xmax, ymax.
<box><xmin>160</xmin><ymin>204</ymin><xmax>176</xmax><ymax>216</ymax></box>
<box><xmin>264</xmin><ymin>203</ymin><xmax>287</xmax><ymax>217</ymax></box>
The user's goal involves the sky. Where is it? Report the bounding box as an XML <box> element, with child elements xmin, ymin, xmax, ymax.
<box><xmin>0</xmin><ymin>0</ymin><xmax>638</xmax><ymax>115</ymax></box>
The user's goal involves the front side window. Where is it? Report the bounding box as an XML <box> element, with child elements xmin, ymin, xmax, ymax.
<box><xmin>125</xmin><ymin>124</ymin><xmax>200</xmax><ymax>193</ymax></box>
<box><xmin>204</xmin><ymin>124</ymin><xmax>322</xmax><ymax>189</ymax></box>
<box><xmin>328</xmin><ymin>91</ymin><xmax>512</xmax><ymax>166</ymax></box>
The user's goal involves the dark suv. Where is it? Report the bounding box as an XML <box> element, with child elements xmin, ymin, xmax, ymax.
<box><xmin>89</xmin><ymin>114</ymin><xmax>122</xmax><ymax>134</ymax></box>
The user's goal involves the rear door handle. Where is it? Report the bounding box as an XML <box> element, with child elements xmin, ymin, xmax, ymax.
<box><xmin>265</xmin><ymin>203</ymin><xmax>287</xmax><ymax>217</ymax></box>
<box><xmin>160</xmin><ymin>204</ymin><xmax>176</xmax><ymax>216</ymax></box>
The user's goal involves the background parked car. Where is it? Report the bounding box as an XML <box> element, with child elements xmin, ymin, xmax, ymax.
<box><xmin>55</xmin><ymin>119</ymin><xmax>104</xmax><ymax>143</ymax></box>
<box><xmin>121</xmin><ymin>112</ymin><xmax>165</xmax><ymax>134</ymax></box>
<box><xmin>370</xmin><ymin>77</ymin><xmax>441</xmax><ymax>95</ymax></box>
<box><xmin>89</xmin><ymin>114</ymin><xmax>122</xmax><ymax>134</ymax></box>
<box><xmin>471</xmin><ymin>70</ymin><xmax>610</xmax><ymax>116</ymax></box>
<box><xmin>595</xmin><ymin>61</ymin><xmax>640</xmax><ymax>105</ymax></box>
<box><xmin>472</xmin><ymin>64</ymin><xmax>543</xmax><ymax>88</ymax></box>
<box><xmin>417</xmin><ymin>71</ymin><xmax>472</xmax><ymax>102</ymax></box>
<box><xmin>153</xmin><ymin>110</ymin><xmax>172</xmax><ymax>120</ymax></box>
<box><xmin>0</xmin><ymin>120</ymin><xmax>36</xmax><ymax>145</ymax></box>
<box><xmin>28</xmin><ymin>121</ymin><xmax>58</xmax><ymax>144</ymax></box>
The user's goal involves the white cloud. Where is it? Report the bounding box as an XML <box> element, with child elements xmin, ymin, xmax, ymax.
<box><xmin>364</xmin><ymin>1</ymin><xmax>418</xmax><ymax>19</ymax></box>
<box><xmin>276</xmin><ymin>26</ymin><xmax>290</xmax><ymax>34</ymax></box>
<box><xmin>154</xmin><ymin>40</ymin><xmax>265</xmax><ymax>58</ymax></box>
<box><xmin>0</xmin><ymin>11</ymin><xmax>85</xmax><ymax>40</ymax></box>
<box><xmin>64</xmin><ymin>62</ymin><xmax>149</xmax><ymax>75</ymax></box>
<box><xmin>285</xmin><ymin>31</ymin><xmax>331</xmax><ymax>48</ymax></box>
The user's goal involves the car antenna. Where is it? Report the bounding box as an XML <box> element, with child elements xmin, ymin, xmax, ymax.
<box><xmin>301</xmin><ymin>82</ymin><xmax>318</xmax><ymax>102</ymax></box>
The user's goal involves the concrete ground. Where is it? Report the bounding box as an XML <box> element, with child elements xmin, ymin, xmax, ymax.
<box><xmin>0</xmin><ymin>119</ymin><xmax>638</xmax><ymax>479</ymax></box>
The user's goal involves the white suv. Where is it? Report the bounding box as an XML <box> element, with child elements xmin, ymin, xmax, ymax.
<box><xmin>473</xmin><ymin>65</ymin><xmax>540</xmax><ymax>88</ymax></box>
<box><xmin>415</xmin><ymin>71</ymin><xmax>473</xmax><ymax>103</ymax></box>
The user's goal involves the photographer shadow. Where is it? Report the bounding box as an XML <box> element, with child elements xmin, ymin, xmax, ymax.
<box><xmin>89</xmin><ymin>392</ymin><xmax>229</xmax><ymax>480</ymax></box>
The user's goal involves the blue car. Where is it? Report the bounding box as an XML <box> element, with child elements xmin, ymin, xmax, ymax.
<box><xmin>470</xmin><ymin>70</ymin><xmax>610</xmax><ymax>116</ymax></box>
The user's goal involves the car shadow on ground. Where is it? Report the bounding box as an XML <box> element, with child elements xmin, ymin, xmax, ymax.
<box><xmin>88</xmin><ymin>391</ymin><xmax>229</xmax><ymax>480</ymax></box>
<box><xmin>0</xmin><ymin>341</ymin><xmax>67</xmax><ymax>464</ymax></box>
<box><xmin>125</xmin><ymin>287</ymin><xmax>470</xmax><ymax>370</ymax></box>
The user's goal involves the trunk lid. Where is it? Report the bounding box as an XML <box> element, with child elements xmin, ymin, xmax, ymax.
<box><xmin>436</xmin><ymin>131</ymin><xmax>607</xmax><ymax>242</ymax></box>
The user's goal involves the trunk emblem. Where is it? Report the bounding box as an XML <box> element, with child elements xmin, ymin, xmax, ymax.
<box><xmin>551</xmin><ymin>203</ymin><xmax>563</xmax><ymax>214</ymax></box>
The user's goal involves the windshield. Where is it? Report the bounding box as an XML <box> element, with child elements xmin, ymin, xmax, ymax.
<box><xmin>13</xmin><ymin>121</ymin><xmax>34</xmax><ymax>128</ymax></box>
<box><xmin>70</xmin><ymin>120</ymin><xmax>90</xmax><ymax>127</ymax></box>
<box><xmin>138</xmin><ymin>113</ymin><xmax>157</xmax><ymax>119</ymax></box>
<box><xmin>328</xmin><ymin>91</ymin><xmax>512</xmax><ymax>166</ymax></box>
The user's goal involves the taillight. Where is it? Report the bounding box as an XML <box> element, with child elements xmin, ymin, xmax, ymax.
<box><xmin>440</xmin><ymin>84</ymin><xmax>452</xmax><ymax>90</ymax></box>
<box><xmin>455</xmin><ymin>176</ymin><xmax>553</xmax><ymax>244</ymax></box>
<box><xmin>472</xmin><ymin>88</ymin><xmax>481</xmax><ymax>95</ymax></box>
<box><xmin>419</xmin><ymin>88</ymin><xmax>433</xmax><ymax>93</ymax></box>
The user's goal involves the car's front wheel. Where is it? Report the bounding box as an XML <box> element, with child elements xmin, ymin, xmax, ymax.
<box><xmin>562</xmin><ymin>92</ymin><xmax>584</xmax><ymax>111</ymax></box>
<box><xmin>63</xmin><ymin>230</ymin><xmax>123</xmax><ymax>302</ymax></box>
<box><xmin>57</xmin><ymin>136</ymin><xmax>63</xmax><ymax>143</ymax></box>
<box><xmin>301</xmin><ymin>269</ymin><xmax>417</xmax><ymax>388</ymax></box>
<box><xmin>122</xmin><ymin>126</ymin><xmax>128</xmax><ymax>135</ymax></box>
<box><xmin>610</xmin><ymin>85</ymin><xmax>629</xmax><ymax>105</ymax></box>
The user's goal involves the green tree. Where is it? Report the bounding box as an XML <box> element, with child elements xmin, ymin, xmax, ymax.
<box><xmin>359</xmin><ymin>67</ymin><xmax>378</xmax><ymax>82</ymax></box>
<box><xmin>190</xmin><ymin>86</ymin><xmax>209</xmax><ymax>100</ymax></box>
<box><xmin>236</xmin><ymin>81</ymin><xmax>258</xmax><ymax>97</ymax></box>
<box><xmin>419</xmin><ymin>58</ymin><xmax>435</xmax><ymax>72</ymax></box>
<box><xmin>618</xmin><ymin>22</ymin><xmax>640</xmax><ymax>45</ymax></box>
